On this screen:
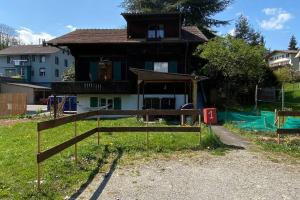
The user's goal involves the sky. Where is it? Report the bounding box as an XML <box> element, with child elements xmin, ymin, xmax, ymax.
<box><xmin>0</xmin><ymin>0</ymin><xmax>298</xmax><ymax>50</ymax></box>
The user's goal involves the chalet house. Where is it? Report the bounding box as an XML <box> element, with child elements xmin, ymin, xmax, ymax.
<box><xmin>47</xmin><ymin>13</ymin><xmax>208</xmax><ymax>113</ymax></box>
<box><xmin>267</xmin><ymin>50</ymin><xmax>300</xmax><ymax>71</ymax></box>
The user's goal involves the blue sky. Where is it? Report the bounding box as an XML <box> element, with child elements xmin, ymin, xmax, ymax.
<box><xmin>0</xmin><ymin>0</ymin><xmax>298</xmax><ymax>50</ymax></box>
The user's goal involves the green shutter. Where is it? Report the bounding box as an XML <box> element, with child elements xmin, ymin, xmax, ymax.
<box><xmin>113</xmin><ymin>97</ymin><xmax>122</xmax><ymax>110</ymax></box>
<box><xmin>89</xmin><ymin>61</ymin><xmax>98</xmax><ymax>81</ymax></box>
<box><xmin>145</xmin><ymin>61</ymin><xmax>154</xmax><ymax>71</ymax></box>
<box><xmin>113</xmin><ymin>61</ymin><xmax>122</xmax><ymax>80</ymax></box>
<box><xmin>90</xmin><ymin>97</ymin><xmax>98</xmax><ymax>108</ymax></box>
<box><xmin>168</xmin><ymin>61</ymin><xmax>177</xmax><ymax>73</ymax></box>
<box><xmin>26</xmin><ymin>66</ymin><xmax>31</xmax><ymax>82</ymax></box>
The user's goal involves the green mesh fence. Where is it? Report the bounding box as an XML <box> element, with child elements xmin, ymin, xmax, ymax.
<box><xmin>218</xmin><ymin>111</ymin><xmax>300</xmax><ymax>132</ymax></box>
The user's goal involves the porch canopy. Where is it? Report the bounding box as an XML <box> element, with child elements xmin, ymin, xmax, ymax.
<box><xmin>130</xmin><ymin>68</ymin><xmax>208</xmax><ymax>109</ymax></box>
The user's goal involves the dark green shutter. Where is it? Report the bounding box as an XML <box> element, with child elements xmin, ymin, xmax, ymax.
<box><xmin>26</xmin><ymin>66</ymin><xmax>31</xmax><ymax>82</ymax></box>
<box><xmin>113</xmin><ymin>97</ymin><xmax>122</xmax><ymax>110</ymax></box>
<box><xmin>113</xmin><ymin>61</ymin><xmax>122</xmax><ymax>80</ymax></box>
<box><xmin>145</xmin><ymin>61</ymin><xmax>154</xmax><ymax>71</ymax></box>
<box><xmin>90</xmin><ymin>97</ymin><xmax>98</xmax><ymax>108</ymax></box>
<box><xmin>89</xmin><ymin>61</ymin><xmax>98</xmax><ymax>81</ymax></box>
<box><xmin>168</xmin><ymin>61</ymin><xmax>177</xmax><ymax>73</ymax></box>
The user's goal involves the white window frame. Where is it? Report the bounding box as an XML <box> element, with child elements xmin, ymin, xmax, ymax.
<box><xmin>154</xmin><ymin>62</ymin><xmax>168</xmax><ymax>73</ymax></box>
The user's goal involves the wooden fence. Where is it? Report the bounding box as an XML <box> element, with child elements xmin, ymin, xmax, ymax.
<box><xmin>0</xmin><ymin>93</ymin><xmax>27</xmax><ymax>116</ymax></box>
<box><xmin>36</xmin><ymin>109</ymin><xmax>202</xmax><ymax>189</ymax></box>
<box><xmin>276</xmin><ymin>110</ymin><xmax>300</xmax><ymax>143</ymax></box>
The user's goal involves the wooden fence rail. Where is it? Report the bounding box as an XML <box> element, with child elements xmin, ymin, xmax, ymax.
<box><xmin>36</xmin><ymin>109</ymin><xmax>202</xmax><ymax>189</ymax></box>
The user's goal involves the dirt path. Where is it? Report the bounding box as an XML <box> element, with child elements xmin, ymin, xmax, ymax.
<box><xmin>73</xmin><ymin>127</ymin><xmax>299</xmax><ymax>200</ymax></box>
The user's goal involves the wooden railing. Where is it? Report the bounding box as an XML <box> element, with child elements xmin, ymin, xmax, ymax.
<box><xmin>51</xmin><ymin>81</ymin><xmax>135</xmax><ymax>94</ymax></box>
<box><xmin>276</xmin><ymin>110</ymin><xmax>300</xmax><ymax>143</ymax></box>
<box><xmin>36</xmin><ymin>109</ymin><xmax>202</xmax><ymax>189</ymax></box>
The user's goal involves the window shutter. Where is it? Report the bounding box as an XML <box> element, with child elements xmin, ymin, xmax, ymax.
<box><xmin>145</xmin><ymin>61</ymin><xmax>154</xmax><ymax>71</ymax></box>
<box><xmin>113</xmin><ymin>61</ymin><xmax>122</xmax><ymax>80</ymax></box>
<box><xmin>113</xmin><ymin>97</ymin><xmax>122</xmax><ymax>110</ymax></box>
<box><xmin>168</xmin><ymin>61</ymin><xmax>177</xmax><ymax>73</ymax></box>
<box><xmin>89</xmin><ymin>62</ymin><xmax>98</xmax><ymax>81</ymax></box>
<box><xmin>90</xmin><ymin>97</ymin><xmax>98</xmax><ymax>108</ymax></box>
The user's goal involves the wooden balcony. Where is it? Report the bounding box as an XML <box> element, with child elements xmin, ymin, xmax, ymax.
<box><xmin>51</xmin><ymin>81</ymin><xmax>135</xmax><ymax>94</ymax></box>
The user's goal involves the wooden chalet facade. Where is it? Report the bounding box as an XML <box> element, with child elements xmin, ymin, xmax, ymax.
<box><xmin>48</xmin><ymin>13</ymin><xmax>208</xmax><ymax>113</ymax></box>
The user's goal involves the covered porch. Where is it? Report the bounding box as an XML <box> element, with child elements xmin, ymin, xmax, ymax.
<box><xmin>130</xmin><ymin>68</ymin><xmax>208</xmax><ymax>110</ymax></box>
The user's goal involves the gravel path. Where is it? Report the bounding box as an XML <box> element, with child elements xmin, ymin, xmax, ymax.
<box><xmin>76</xmin><ymin>150</ymin><xmax>300</xmax><ymax>200</ymax></box>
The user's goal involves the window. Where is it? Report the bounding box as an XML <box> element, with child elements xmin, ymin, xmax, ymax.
<box><xmin>31</xmin><ymin>70</ymin><xmax>34</xmax><ymax>76</ymax></box>
<box><xmin>64</xmin><ymin>59</ymin><xmax>68</xmax><ymax>67</ymax></box>
<box><xmin>39</xmin><ymin>68</ymin><xmax>46</xmax><ymax>76</ymax></box>
<box><xmin>148</xmin><ymin>24</ymin><xmax>164</xmax><ymax>39</ymax></box>
<box><xmin>100</xmin><ymin>98</ymin><xmax>106</xmax><ymax>107</ymax></box>
<box><xmin>7</xmin><ymin>56</ymin><xmax>11</xmax><ymax>64</ymax></box>
<box><xmin>55</xmin><ymin>69</ymin><xmax>59</xmax><ymax>77</ymax></box>
<box><xmin>32</xmin><ymin>55</ymin><xmax>35</xmax><ymax>62</ymax></box>
<box><xmin>40</xmin><ymin>55</ymin><xmax>46</xmax><ymax>63</ymax></box>
<box><xmin>90</xmin><ymin>97</ymin><xmax>98</xmax><ymax>108</ymax></box>
<box><xmin>144</xmin><ymin>98</ymin><xmax>160</xmax><ymax>109</ymax></box>
<box><xmin>5</xmin><ymin>69</ymin><xmax>16</xmax><ymax>77</ymax></box>
<box><xmin>154</xmin><ymin>62</ymin><xmax>168</xmax><ymax>73</ymax></box>
<box><xmin>21</xmin><ymin>55</ymin><xmax>29</xmax><ymax>61</ymax></box>
<box><xmin>107</xmin><ymin>99</ymin><xmax>113</xmax><ymax>109</ymax></box>
<box><xmin>55</xmin><ymin>56</ymin><xmax>59</xmax><ymax>65</ymax></box>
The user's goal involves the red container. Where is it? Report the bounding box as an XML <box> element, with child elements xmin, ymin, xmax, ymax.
<box><xmin>203</xmin><ymin>108</ymin><xmax>217</xmax><ymax>125</ymax></box>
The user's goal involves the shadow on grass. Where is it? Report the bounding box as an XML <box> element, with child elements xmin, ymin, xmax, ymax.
<box><xmin>69</xmin><ymin>146</ymin><xmax>123</xmax><ymax>200</ymax></box>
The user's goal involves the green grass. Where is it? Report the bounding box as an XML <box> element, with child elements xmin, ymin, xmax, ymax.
<box><xmin>224</xmin><ymin>122</ymin><xmax>300</xmax><ymax>158</ymax></box>
<box><xmin>0</xmin><ymin>117</ymin><xmax>223</xmax><ymax>199</ymax></box>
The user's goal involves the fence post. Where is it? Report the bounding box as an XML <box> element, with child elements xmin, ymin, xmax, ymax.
<box><xmin>37</xmin><ymin>130</ymin><xmax>41</xmax><ymax>190</ymax></box>
<box><xmin>255</xmin><ymin>85</ymin><xmax>258</xmax><ymax>111</ymax></box>
<box><xmin>97</xmin><ymin>115</ymin><xmax>100</xmax><ymax>145</ymax></box>
<box><xmin>198</xmin><ymin>113</ymin><xmax>202</xmax><ymax>145</ymax></box>
<box><xmin>74</xmin><ymin>117</ymin><xmax>78</xmax><ymax>164</ymax></box>
<box><xmin>146</xmin><ymin>113</ymin><xmax>149</xmax><ymax>150</ymax></box>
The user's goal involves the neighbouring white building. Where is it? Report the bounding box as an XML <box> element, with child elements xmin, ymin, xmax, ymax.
<box><xmin>267</xmin><ymin>50</ymin><xmax>300</xmax><ymax>71</ymax></box>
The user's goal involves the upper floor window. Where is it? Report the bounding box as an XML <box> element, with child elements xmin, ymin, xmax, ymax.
<box><xmin>40</xmin><ymin>55</ymin><xmax>46</xmax><ymax>63</ymax></box>
<box><xmin>32</xmin><ymin>55</ymin><xmax>36</xmax><ymax>62</ymax></box>
<box><xmin>7</xmin><ymin>56</ymin><xmax>11</xmax><ymax>64</ymax></box>
<box><xmin>148</xmin><ymin>25</ymin><xmax>164</xmax><ymax>39</ymax></box>
<box><xmin>55</xmin><ymin>56</ymin><xmax>59</xmax><ymax>65</ymax></box>
<box><xmin>64</xmin><ymin>59</ymin><xmax>68</xmax><ymax>67</ymax></box>
<box><xmin>21</xmin><ymin>55</ymin><xmax>29</xmax><ymax>61</ymax></box>
<box><xmin>39</xmin><ymin>68</ymin><xmax>46</xmax><ymax>76</ymax></box>
<box><xmin>154</xmin><ymin>62</ymin><xmax>168</xmax><ymax>73</ymax></box>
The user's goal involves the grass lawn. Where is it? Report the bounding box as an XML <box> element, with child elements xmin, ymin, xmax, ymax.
<box><xmin>0</xmin><ymin>117</ymin><xmax>223</xmax><ymax>199</ymax></box>
<box><xmin>224</xmin><ymin>123</ymin><xmax>300</xmax><ymax>159</ymax></box>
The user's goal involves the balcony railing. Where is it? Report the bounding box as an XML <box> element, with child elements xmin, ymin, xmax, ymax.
<box><xmin>13</xmin><ymin>60</ymin><xmax>31</xmax><ymax>66</ymax></box>
<box><xmin>51</xmin><ymin>81</ymin><xmax>135</xmax><ymax>94</ymax></box>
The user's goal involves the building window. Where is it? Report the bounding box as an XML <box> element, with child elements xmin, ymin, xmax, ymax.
<box><xmin>31</xmin><ymin>70</ymin><xmax>34</xmax><ymax>76</ymax></box>
<box><xmin>154</xmin><ymin>62</ymin><xmax>168</xmax><ymax>73</ymax></box>
<box><xmin>21</xmin><ymin>55</ymin><xmax>29</xmax><ymax>61</ymax></box>
<box><xmin>40</xmin><ymin>55</ymin><xmax>46</xmax><ymax>63</ymax></box>
<box><xmin>100</xmin><ymin>98</ymin><xmax>106</xmax><ymax>107</ymax></box>
<box><xmin>7</xmin><ymin>56</ymin><xmax>11</xmax><ymax>64</ymax></box>
<box><xmin>5</xmin><ymin>69</ymin><xmax>16</xmax><ymax>77</ymax></box>
<box><xmin>55</xmin><ymin>69</ymin><xmax>59</xmax><ymax>77</ymax></box>
<box><xmin>90</xmin><ymin>97</ymin><xmax>98</xmax><ymax>108</ymax></box>
<box><xmin>39</xmin><ymin>68</ymin><xmax>46</xmax><ymax>76</ymax></box>
<box><xmin>55</xmin><ymin>56</ymin><xmax>59</xmax><ymax>65</ymax></box>
<box><xmin>148</xmin><ymin>25</ymin><xmax>164</xmax><ymax>39</ymax></box>
<box><xmin>107</xmin><ymin>99</ymin><xmax>113</xmax><ymax>109</ymax></box>
<box><xmin>64</xmin><ymin>59</ymin><xmax>68</xmax><ymax>67</ymax></box>
<box><xmin>32</xmin><ymin>55</ymin><xmax>35</xmax><ymax>62</ymax></box>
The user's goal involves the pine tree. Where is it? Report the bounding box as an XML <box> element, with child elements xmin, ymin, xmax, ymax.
<box><xmin>288</xmin><ymin>35</ymin><xmax>298</xmax><ymax>50</ymax></box>
<box><xmin>121</xmin><ymin>0</ymin><xmax>233</xmax><ymax>38</ymax></box>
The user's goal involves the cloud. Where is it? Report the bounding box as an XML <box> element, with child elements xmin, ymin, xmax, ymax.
<box><xmin>260</xmin><ymin>8</ymin><xmax>292</xmax><ymax>30</ymax></box>
<box><xmin>228</xmin><ymin>28</ymin><xmax>236</xmax><ymax>36</ymax></box>
<box><xmin>66</xmin><ymin>25</ymin><xmax>76</xmax><ymax>31</ymax></box>
<box><xmin>16</xmin><ymin>27</ymin><xmax>55</xmax><ymax>44</ymax></box>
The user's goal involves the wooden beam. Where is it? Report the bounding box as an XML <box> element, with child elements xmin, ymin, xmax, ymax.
<box><xmin>277</xmin><ymin>129</ymin><xmax>300</xmax><ymax>134</ymax></box>
<box><xmin>277</xmin><ymin>111</ymin><xmax>300</xmax><ymax>117</ymax></box>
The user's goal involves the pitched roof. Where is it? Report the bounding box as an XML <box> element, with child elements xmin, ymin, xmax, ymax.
<box><xmin>5</xmin><ymin>83</ymin><xmax>51</xmax><ymax>90</ymax></box>
<box><xmin>47</xmin><ymin>26</ymin><xmax>208</xmax><ymax>45</ymax></box>
<box><xmin>0</xmin><ymin>45</ymin><xmax>60</xmax><ymax>56</ymax></box>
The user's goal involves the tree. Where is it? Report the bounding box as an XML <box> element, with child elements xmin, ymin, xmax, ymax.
<box><xmin>234</xmin><ymin>15</ymin><xmax>264</xmax><ymax>46</ymax></box>
<box><xmin>197</xmin><ymin>36</ymin><xmax>274</xmax><ymax>104</ymax></box>
<box><xmin>62</xmin><ymin>65</ymin><xmax>75</xmax><ymax>81</ymax></box>
<box><xmin>121</xmin><ymin>0</ymin><xmax>233</xmax><ymax>38</ymax></box>
<box><xmin>0</xmin><ymin>24</ymin><xmax>21</xmax><ymax>50</ymax></box>
<box><xmin>288</xmin><ymin>35</ymin><xmax>298</xmax><ymax>50</ymax></box>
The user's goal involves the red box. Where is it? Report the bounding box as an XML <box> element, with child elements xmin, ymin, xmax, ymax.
<box><xmin>203</xmin><ymin>108</ymin><xmax>217</xmax><ymax>125</ymax></box>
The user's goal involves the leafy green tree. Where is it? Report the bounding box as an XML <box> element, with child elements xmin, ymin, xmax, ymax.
<box><xmin>288</xmin><ymin>35</ymin><xmax>298</xmax><ymax>50</ymax></box>
<box><xmin>273</xmin><ymin>67</ymin><xmax>293</xmax><ymax>83</ymax></box>
<box><xmin>234</xmin><ymin>15</ymin><xmax>264</xmax><ymax>46</ymax></box>
<box><xmin>121</xmin><ymin>0</ymin><xmax>233</xmax><ymax>38</ymax></box>
<box><xmin>197</xmin><ymin>36</ymin><xmax>274</xmax><ymax>103</ymax></box>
